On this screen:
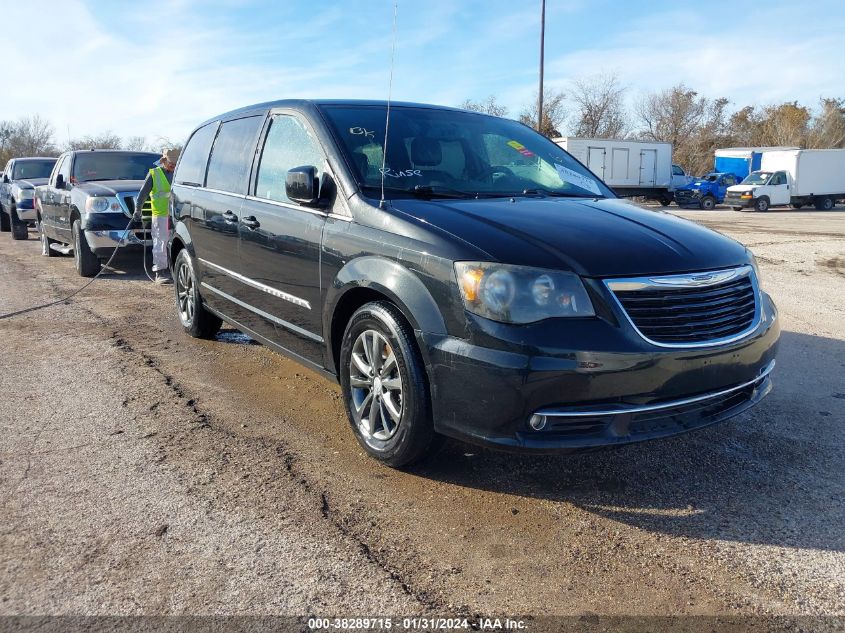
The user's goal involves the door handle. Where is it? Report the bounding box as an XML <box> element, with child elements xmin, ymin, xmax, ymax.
<box><xmin>222</xmin><ymin>210</ymin><xmax>238</xmax><ymax>223</ymax></box>
<box><xmin>241</xmin><ymin>215</ymin><xmax>260</xmax><ymax>229</ymax></box>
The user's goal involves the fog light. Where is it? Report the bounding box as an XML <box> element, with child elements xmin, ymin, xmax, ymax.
<box><xmin>529</xmin><ymin>414</ymin><xmax>547</xmax><ymax>431</ymax></box>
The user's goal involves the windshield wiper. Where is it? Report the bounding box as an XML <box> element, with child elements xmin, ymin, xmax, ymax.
<box><xmin>521</xmin><ymin>188</ymin><xmax>603</xmax><ymax>199</ymax></box>
<box><xmin>411</xmin><ymin>185</ymin><xmax>476</xmax><ymax>199</ymax></box>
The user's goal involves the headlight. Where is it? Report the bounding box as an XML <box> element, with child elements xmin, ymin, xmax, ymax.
<box><xmin>85</xmin><ymin>196</ymin><xmax>122</xmax><ymax>213</ymax></box>
<box><xmin>17</xmin><ymin>189</ymin><xmax>34</xmax><ymax>201</ymax></box>
<box><xmin>748</xmin><ymin>250</ymin><xmax>763</xmax><ymax>288</ymax></box>
<box><xmin>455</xmin><ymin>262</ymin><xmax>595</xmax><ymax>323</ymax></box>
<box><xmin>740</xmin><ymin>190</ymin><xmax>754</xmax><ymax>199</ymax></box>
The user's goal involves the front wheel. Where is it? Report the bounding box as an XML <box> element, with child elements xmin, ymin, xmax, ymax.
<box><xmin>754</xmin><ymin>197</ymin><xmax>769</xmax><ymax>212</ymax></box>
<box><xmin>10</xmin><ymin>210</ymin><xmax>28</xmax><ymax>240</ymax></box>
<box><xmin>700</xmin><ymin>196</ymin><xmax>716</xmax><ymax>211</ymax></box>
<box><xmin>174</xmin><ymin>249</ymin><xmax>222</xmax><ymax>339</ymax></box>
<box><xmin>339</xmin><ymin>301</ymin><xmax>440</xmax><ymax>468</ymax></box>
<box><xmin>39</xmin><ymin>219</ymin><xmax>57</xmax><ymax>257</ymax></box>
<box><xmin>72</xmin><ymin>219</ymin><xmax>101</xmax><ymax>277</ymax></box>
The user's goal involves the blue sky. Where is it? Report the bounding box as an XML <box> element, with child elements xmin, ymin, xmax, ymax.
<box><xmin>3</xmin><ymin>0</ymin><xmax>844</xmax><ymax>146</ymax></box>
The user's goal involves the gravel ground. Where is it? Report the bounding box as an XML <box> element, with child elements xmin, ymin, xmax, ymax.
<box><xmin>0</xmin><ymin>206</ymin><xmax>843</xmax><ymax>621</ymax></box>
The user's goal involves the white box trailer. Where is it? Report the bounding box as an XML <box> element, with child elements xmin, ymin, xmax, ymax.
<box><xmin>554</xmin><ymin>137</ymin><xmax>675</xmax><ymax>202</ymax></box>
<box><xmin>725</xmin><ymin>148</ymin><xmax>845</xmax><ymax>211</ymax></box>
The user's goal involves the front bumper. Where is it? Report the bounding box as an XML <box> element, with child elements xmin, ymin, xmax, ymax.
<box><xmin>85</xmin><ymin>228</ymin><xmax>151</xmax><ymax>257</ymax></box>
<box><xmin>673</xmin><ymin>191</ymin><xmax>702</xmax><ymax>207</ymax></box>
<box><xmin>725</xmin><ymin>195</ymin><xmax>752</xmax><ymax>208</ymax></box>
<box><xmin>422</xmin><ymin>292</ymin><xmax>779</xmax><ymax>453</ymax></box>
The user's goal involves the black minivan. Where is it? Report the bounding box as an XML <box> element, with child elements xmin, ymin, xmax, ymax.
<box><xmin>168</xmin><ymin>100</ymin><xmax>779</xmax><ymax>467</ymax></box>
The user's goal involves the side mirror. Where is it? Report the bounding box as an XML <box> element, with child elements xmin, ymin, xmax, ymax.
<box><xmin>286</xmin><ymin>166</ymin><xmax>319</xmax><ymax>206</ymax></box>
<box><xmin>2</xmin><ymin>174</ymin><xmax>9</xmax><ymax>184</ymax></box>
<box><xmin>55</xmin><ymin>174</ymin><xmax>65</xmax><ymax>189</ymax></box>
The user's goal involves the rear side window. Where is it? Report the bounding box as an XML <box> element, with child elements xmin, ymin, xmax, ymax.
<box><xmin>176</xmin><ymin>122</ymin><xmax>218</xmax><ymax>187</ymax></box>
<box><xmin>205</xmin><ymin>116</ymin><xmax>263</xmax><ymax>194</ymax></box>
<box><xmin>255</xmin><ymin>115</ymin><xmax>324</xmax><ymax>204</ymax></box>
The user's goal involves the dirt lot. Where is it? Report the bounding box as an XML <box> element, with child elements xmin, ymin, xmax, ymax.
<box><xmin>0</xmin><ymin>207</ymin><xmax>843</xmax><ymax>621</ymax></box>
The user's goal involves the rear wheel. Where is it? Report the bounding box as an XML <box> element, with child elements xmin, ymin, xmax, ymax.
<box><xmin>72</xmin><ymin>219</ymin><xmax>101</xmax><ymax>277</ymax></box>
<box><xmin>754</xmin><ymin>197</ymin><xmax>769</xmax><ymax>212</ymax></box>
<box><xmin>700</xmin><ymin>195</ymin><xmax>716</xmax><ymax>210</ymax></box>
<box><xmin>814</xmin><ymin>196</ymin><xmax>834</xmax><ymax>211</ymax></box>
<box><xmin>339</xmin><ymin>301</ymin><xmax>440</xmax><ymax>468</ymax></box>
<box><xmin>174</xmin><ymin>249</ymin><xmax>222</xmax><ymax>339</ymax></box>
<box><xmin>39</xmin><ymin>219</ymin><xmax>57</xmax><ymax>257</ymax></box>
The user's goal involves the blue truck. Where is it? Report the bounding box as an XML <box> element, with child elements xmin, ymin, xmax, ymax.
<box><xmin>673</xmin><ymin>172</ymin><xmax>739</xmax><ymax>209</ymax></box>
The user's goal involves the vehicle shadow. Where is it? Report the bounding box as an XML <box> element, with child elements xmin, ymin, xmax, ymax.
<box><xmin>414</xmin><ymin>330</ymin><xmax>845</xmax><ymax>552</ymax></box>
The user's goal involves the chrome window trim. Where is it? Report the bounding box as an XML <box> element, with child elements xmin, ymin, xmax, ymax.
<box><xmin>604</xmin><ymin>265</ymin><xmax>762</xmax><ymax>349</ymax></box>
<box><xmin>201</xmin><ymin>282</ymin><xmax>323</xmax><ymax>343</ymax></box>
<box><xmin>243</xmin><ymin>195</ymin><xmax>352</xmax><ymax>222</ymax></box>
<box><xmin>536</xmin><ymin>360</ymin><xmax>775</xmax><ymax>418</ymax></box>
<box><xmin>198</xmin><ymin>258</ymin><xmax>312</xmax><ymax>310</ymax></box>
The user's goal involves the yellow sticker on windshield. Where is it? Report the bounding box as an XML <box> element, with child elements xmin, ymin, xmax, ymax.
<box><xmin>507</xmin><ymin>140</ymin><xmax>535</xmax><ymax>157</ymax></box>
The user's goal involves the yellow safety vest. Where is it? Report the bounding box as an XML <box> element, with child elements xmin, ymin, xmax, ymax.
<box><xmin>149</xmin><ymin>167</ymin><xmax>171</xmax><ymax>217</ymax></box>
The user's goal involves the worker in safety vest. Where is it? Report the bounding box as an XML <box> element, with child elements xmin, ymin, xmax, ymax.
<box><xmin>135</xmin><ymin>149</ymin><xmax>179</xmax><ymax>284</ymax></box>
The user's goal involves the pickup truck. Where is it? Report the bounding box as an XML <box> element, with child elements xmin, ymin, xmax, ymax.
<box><xmin>0</xmin><ymin>157</ymin><xmax>57</xmax><ymax>240</ymax></box>
<box><xmin>35</xmin><ymin>149</ymin><xmax>159</xmax><ymax>276</ymax></box>
<box><xmin>673</xmin><ymin>172</ymin><xmax>739</xmax><ymax>210</ymax></box>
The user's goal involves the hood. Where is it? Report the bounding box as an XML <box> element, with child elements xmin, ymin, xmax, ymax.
<box><xmin>727</xmin><ymin>184</ymin><xmax>756</xmax><ymax>193</ymax></box>
<box><xmin>14</xmin><ymin>177</ymin><xmax>49</xmax><ymax>189</ymax></box>
<box><xmin>387</xmin><ymin>196</ymin><xmax>749</xmax><ymax>277</ymax></box>
<box><xmin>75</xmin><ymin>180</ymin><xmax>145</xmax><ymax>196</ymax></box>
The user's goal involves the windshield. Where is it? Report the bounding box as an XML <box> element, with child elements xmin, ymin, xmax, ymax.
<box><xmin>12</xmin><ymin>159</ymin><xmax>56</xmax><ymax>180</ymax></box>
<box><xmin>319</xmin><ymin>105</ymin><xmax>613</xmax><ymax>198</ymax></box>
<box><xmin>72</xmin><ymin>152</ymin><xmax>159</xmax><ymax>183</ymax></box>
<box><xmin>742</xmin><ymin>171</ymin><xmax>772</xmax><ymax>185</ymax></box>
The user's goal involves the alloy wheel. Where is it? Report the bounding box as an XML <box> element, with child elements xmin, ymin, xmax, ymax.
<box><xmin>176</xmin><ymin>260</ymin><xmax>195</xmax><ymax>325</ymax></box>
<box><xmin>349</xmin><ymin>329</ymin><xmax>403</xmax><ymax>442</ymax></box>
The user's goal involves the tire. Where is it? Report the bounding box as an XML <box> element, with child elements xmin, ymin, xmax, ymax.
<box><xmin>339</xmin><ymin>301</ymin><xmax>440</xmax><ymax>468</ymax></box>
<box><xmin>754</xmin><ymin>197</ymin><xmax>769</xmax><ymax>212</ymax></box>
<box><xmin>173</xmin><ymin>249</ymin><xmax>222</xmax><ymax>339</ymax></box>
<box><xmin>38</xmin><ymin>219</ymin><xmax>57</xmax><ymax>257</ymax></box>
<box><xmin>10</xmin><ymin>209</ymin><xmax>27</xmax><ymax>240</ymax></box>
<box><xmin>814</xmin><ymin>196</ymin><xmax>834</xmax><ymax>211</ymax></box>
<box><xmin>731</xmin><ymin>207</ymin><xmax>742</xmax><ymax>212</ymax></box>
<box><xmin>791</xmin><ymin>203</ymin><xmax>803</xmax><ymax>209</ymax></box>
<box><xmin>72</xmin><ymin>219</ymin><xmax>101</xmax><ymax>277</ymax></box>
<box><xmin>0</xmin><ymin>206</ymin><xmax>9</xmax><ymax>232</ymax></box>
<box><xmin>659</xmin><ymin>195</ymin><xmax>672</xmax><ymax>207</ymax></box>
<box><xmin>700</xmin><ymin>196</ymin><xmax>716</xmax><ymax>211</ymax></box>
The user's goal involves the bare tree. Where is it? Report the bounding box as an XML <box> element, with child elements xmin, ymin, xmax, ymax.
<box><xmin>0</xmin><ymin>115</ymin><xmax>58</xmax><ymax>164</ymax></box>
<box><xmin>568</xmin><ymin>72</ymin><xmax>628</xmax><ymax>139</ymax></box>
<box><xmin>123</xmin><ymin>135</ymin><xmax>150</xmax><ymax>151</ymax></box>
<box><xmin>460</xmin><ymin>95</ymin><xmax>509</xmax><ymax>118</ymax></box>
<box><xmin>809</xmin><ymin>98</ymin><xmax>845</xmax><ymax>148</ymax></box>
<box><xmin>519</xmin><ymin>89</ymin><xmax>566</xmax><ymax>138</ymax></box>
<box><xmin>64</xmin><ymin>131</ymin><xmax>123</xmax><ymax>151</ymax></box>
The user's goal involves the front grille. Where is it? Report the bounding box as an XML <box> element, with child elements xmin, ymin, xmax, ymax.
<box><xmin>610</xmin><ymin>269</ymin><xmax>758</xmax><ymax>345</ymax></box>
<box><xmin>119</xmin><ymin>194</ymin><xmax>151</xmax><ymax>221</ymax></box>
<box><xmin>674</xmin><ymin>190</ymin><xmax>699</xmax><ymax>204</ymax></box>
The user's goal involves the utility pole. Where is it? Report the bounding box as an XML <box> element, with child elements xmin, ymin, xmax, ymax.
<box><xmin>537</xmin><ymin>0</ymin><xmax>545</xmax><ymax>134</ymax></box>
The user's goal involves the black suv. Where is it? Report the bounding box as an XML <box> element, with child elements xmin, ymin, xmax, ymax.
<box><xmin>168</xmin><ymin>100</ymin><xmax>779</xmax><ymax>467</ymax></box>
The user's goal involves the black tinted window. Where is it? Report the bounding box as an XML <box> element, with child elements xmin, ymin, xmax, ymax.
<box><xmin>176</xmin><ymin>121</ymin><xmax>218</xmax><ymax>186</ymax></box>
<box><xmin>255</xmin><ymin>115</ymin><xmax>324</xmax><ymax>204</ymax></box>
<box><xmin>72</xmin><ymin>152</ymin><xmax>157</xmax><ymax>182</ymax></box>
<box><xmin>13</xmin><ymin>159</ymin><xmax>56</xmax><ymax>180</ymax></box>
<box><xmin>205</xmin><ymin>116</ymin><xmax>263</xmax><ymax>194</ymax></box>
